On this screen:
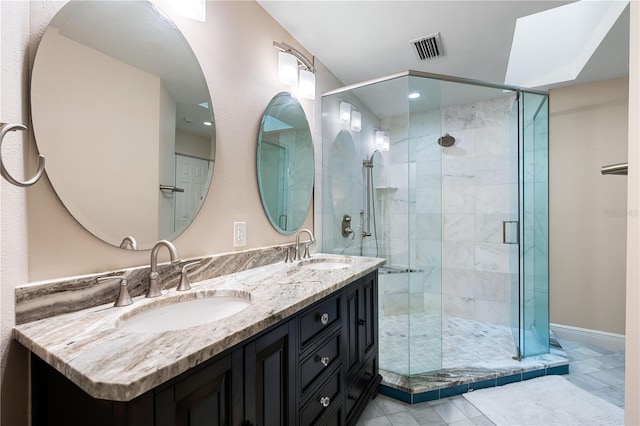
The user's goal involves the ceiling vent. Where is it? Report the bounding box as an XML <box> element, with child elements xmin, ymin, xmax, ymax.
<box><xmin>410</xmin><ymin>33</ymin><xmax>444</xmax><ymax>61</ymax></box>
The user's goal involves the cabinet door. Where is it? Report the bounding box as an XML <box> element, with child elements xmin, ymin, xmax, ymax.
<box><xmin>344</xmin><ymin>284</ymin><xmax>361</xmax><ymax>384</ymax></box>
<box><xmin>361</xmin><ymin>274</ymin><xmax>377</xmax><ymax>360</ymax></box>
<box><xmin>344</xmin><ymin>273</ymin><xmax>378</xmax><ymax>386</ymax></box>
<box><xmin>244</xmin><ymin>322</ymin><xmax>295</xmax><ymax>426</ymax></box>
<box><xmin>156</xmin><ymin>352</ymin><xmax>238</xmax><ymax>426</ymax></box>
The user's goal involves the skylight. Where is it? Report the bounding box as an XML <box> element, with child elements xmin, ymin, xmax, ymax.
<box><xmin>505</xmin><ymin>0</ymin><xmax>628</xmax><ymax>88</ymax></box>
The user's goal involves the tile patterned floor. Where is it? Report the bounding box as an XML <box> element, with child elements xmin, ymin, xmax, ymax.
<box><xmin>357</xmin><ymin>339</ymin><xmax>625</xmax><ymax>425</ymax></box>
<box><xmin>380</xmin><ymin>315</ymin><xmax>518</xmax><ymax>375</ymax></box>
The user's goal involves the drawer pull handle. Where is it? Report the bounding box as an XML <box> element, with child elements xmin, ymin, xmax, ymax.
<box><xmin>317</xmin><ymin>356</ymin><xmax>330</xmax><ymax>367</ymax></box>
<box><xmin>348</xmin><ymin>394</ymin><xmax>357</xmax><ymax>401</ymax></box>
<box><xmin>320</xmin><ymin>312</ymin><xmax>329</xmax><ymax>325</ymax></box>
<box><xmin>364</xmin><ymin>371</ymin><xmax>373</xmax><ymax>377</ymax></box>
<box><xmin>320</xmin><ymin>396</ymin><xmax>331</xmax><ymax>408</ymax></box>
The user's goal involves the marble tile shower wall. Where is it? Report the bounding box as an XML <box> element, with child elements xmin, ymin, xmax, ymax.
<box><xmin>379</xmin><ymin>96</ymin><xmax>518</xmax><ymax>325</ymax></box>
<box><xmin>321</xmin><ymin>95</ymin><xmax>379</xmax><ymax>257</ymax></box>
<box><xmin>321</xmin><ymin>92</ymin><xmax>519</xmax><ymax>326</ymax></box>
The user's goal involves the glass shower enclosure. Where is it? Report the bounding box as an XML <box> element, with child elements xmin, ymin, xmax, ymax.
<box><xmin>321</xmin><ymin>71</ymin><xmax>549</xmax><ymax>381</ymax></box>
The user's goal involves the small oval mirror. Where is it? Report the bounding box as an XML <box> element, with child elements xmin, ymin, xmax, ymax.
<box><xmin>257</xmin><ymin>93</ymin><xmax>314</xmax><ymax>234</ymax></box>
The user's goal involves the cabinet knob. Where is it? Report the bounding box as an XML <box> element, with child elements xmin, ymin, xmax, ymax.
<box><xmin>319</xmin><ymin>396</ymin><xmax>331</xmax><ymax>408</ymax></box>
<box><xmin>317</xmin><ymin>356</ymin><xmax>330</xmax><ymax>367</ymax></box>
<box><xmin>319</xmin><ymin>312</ymin><xmax>329</xmax><ymax>325</ymax></box>
<box><xmin>348</xmin><ymin>394</ymin><xmax>357</xmax><ymax>401</ymax></box>
<box><xmin>358</xmin><ymin>318</ymin><xmax>366</xmax><ymax>326</ymax></box>
<box><xmin>364</xmin><ymin>371</ymin><xmax>373</xmax><ymax>377</ymax></box>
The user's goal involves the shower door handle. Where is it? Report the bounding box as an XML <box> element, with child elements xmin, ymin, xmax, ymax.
<box><xmin>502</xmin><ymin>221</ymin><xmax>519</xmax><ymax>245</ymax></box>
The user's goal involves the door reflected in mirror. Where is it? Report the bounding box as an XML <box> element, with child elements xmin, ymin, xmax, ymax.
<box><xmin>257</xmin><ymin>92</ymin><xmax>314</xmax><ymax>235</ymax></box>
<box><xmin>30</xmin><ymin>1</ymin><xmax>215</xmax><ymax>250</ymax></box>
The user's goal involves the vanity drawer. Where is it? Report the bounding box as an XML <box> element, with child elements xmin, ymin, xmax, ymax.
<box><xmin>299</xmin><ymin>294</ymin><xmax>340</xmax><ymax>347</ymax></box>
<box><xmin>300</xmin><ymin>368</ymin><xmax>342</xmax><ymax>426</ymax></box>
<box><xmin>300</xmin><ymin>331</ymin><xmax>341</xmax><ymax>395</ymax></box>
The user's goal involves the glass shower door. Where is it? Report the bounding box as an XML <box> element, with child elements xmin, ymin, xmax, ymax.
<box><xmin>510</xmin><ymin>91</ymin><xmax>550</xmax><ymax>358</ymax></box>
<box><xmin>520</xmin><ymin>92</ymin><xmax>550</xmax><ymax>357</ymax></box>
<box><xmin>509</xmin><ymin>93</ymin><xmax>523</xmax><ymax>358</ymax></box>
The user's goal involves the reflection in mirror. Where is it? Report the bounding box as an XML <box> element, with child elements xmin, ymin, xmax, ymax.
<box><xmin>30</xmin><ymin>1</ymin><xmax>215</xmax><ymax>250</ymax></box>
<box><xmin>257</xmin><ymin>92</ymin><xmax>314</xmax><ymax>235</ymax></box>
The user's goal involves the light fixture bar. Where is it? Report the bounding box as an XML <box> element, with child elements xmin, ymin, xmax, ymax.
<box><xmin>273</xmin><ymin>41</ymin><xmax>315</xmax><ymax>73</ymax></box>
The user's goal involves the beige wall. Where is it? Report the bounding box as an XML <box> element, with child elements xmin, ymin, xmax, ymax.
<box><xmin>1</xmin><ymin>1</ymin><xmax>333</xmax><ymax>424</ymax></box>
<box><xmin>625</xmin><ymin>2</ymin><xmax>639</xmax><ymax>423</ymax></box>
<box><xmin>549</xmin><ymin>77</ymin><xmax>629</xmax><ymax>335</ymax></box>
<box><xmin>26</xmin><ymin>0</ymin><xmax>318</xmax><ymax>281</ymax></box>
<box><xmin>1</xmin><ymin>2</ymin><xmax>33</xmax><ymax>424</ymax></box>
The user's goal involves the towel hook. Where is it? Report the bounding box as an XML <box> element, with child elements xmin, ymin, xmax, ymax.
<box><xmin>0</xmin><ymin>123</ymin><xmax>45</xmax><ymax>187</ymax></box>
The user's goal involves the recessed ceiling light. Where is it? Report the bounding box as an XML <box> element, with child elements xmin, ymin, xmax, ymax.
<box><xmin>199</xmin><ymin>102</ymin><xmax>209</xmax><ymax>109</ymax></box>
<box><xmin>408</xmin><ymin>92</ymin><xmax>421</xmax><ymax>99</ymax></box>
<box><xmin>203</xmin><ymin>121</ymin><xmax>212</xmax><ymax>126</ymax></box>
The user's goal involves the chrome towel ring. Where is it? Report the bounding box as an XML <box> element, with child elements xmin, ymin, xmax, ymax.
<box><xmin>0</xmin><ymin>123</ymin><xmax>45</xmax><ymax>187</ymax></box>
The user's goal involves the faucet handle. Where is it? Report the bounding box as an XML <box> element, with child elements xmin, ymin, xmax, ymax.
<box><xmin>177</xmin><ymin>261</ymin><xmax>201</xmax><ymax>291</ymax></box>
<box><xmin>97</xmin><ymin>276</ymin><xmax>133</xmax><ymax>307</ymax></box>
<box><xmin>303</xmin><ymin>241</ymin><xmax>314</xmax><ymax>259</ymax></box>
<box><xmin>284</xmin><ymin>246</ymin><xmax>295</xmax><ymax>263</ymax></box>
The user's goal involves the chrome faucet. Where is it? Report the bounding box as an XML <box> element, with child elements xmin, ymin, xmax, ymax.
<box><xmin>294</xmin><ymin>228</ymin><xmax>316</xmax><ymax>261</ymax></box>
<box><xmin>147</xmin><ymin>240</ymin><xmax>181</xmax><ymax>298</ymax></box>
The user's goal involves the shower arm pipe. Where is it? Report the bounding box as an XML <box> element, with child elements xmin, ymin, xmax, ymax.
<box><xmin>322</xmin><ymin>70</ymin><xmax>549</xmax><ymax>97</ymax></box>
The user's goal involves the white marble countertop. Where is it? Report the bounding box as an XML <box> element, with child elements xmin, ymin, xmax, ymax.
<box><xmin>13</xmin><ymin>254</ymin><xmax>384</xmax><ymax>402</ymax></box>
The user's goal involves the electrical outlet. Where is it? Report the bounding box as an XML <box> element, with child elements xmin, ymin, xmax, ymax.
<box><xmin>234</xmin><ymin>222</ymin><xmax>246</xmax><ymax>247</ymax></box>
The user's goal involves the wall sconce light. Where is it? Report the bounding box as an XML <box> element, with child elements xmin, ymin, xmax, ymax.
<box><xmin>339</xmin><ymin>102</ymin><xmax>352</xmax><ymax>123</ymax></box>
<box><xmin>350</xmin><ymin>110</ymin><xmax>362</xmax><ymax>132</ymax></box>
<box><xmin>375</xmin><ymin>130</ymin><xmax>390</xmax><ymax>152</ymax></box>
<box><xmin>278</xmin><ymin>51</ymin><xmax>299</xmax><ymax>86</ymax></box>
<box><xmin>274</xmin><ymin>41</ymin><xmax>316</xmax><ymax>100</ymax></box>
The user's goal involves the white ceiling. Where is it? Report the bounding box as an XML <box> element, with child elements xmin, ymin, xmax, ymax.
<box><xmin>257</xmin><ymin>1</ymin><xmax>630</xmax><ymax>92</ymax></box>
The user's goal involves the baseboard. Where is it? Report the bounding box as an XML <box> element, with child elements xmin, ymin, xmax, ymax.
<box><xmin>550</xmin><ymin>323</ymin><xmax>625</xmax><ymax>351</ymax></box>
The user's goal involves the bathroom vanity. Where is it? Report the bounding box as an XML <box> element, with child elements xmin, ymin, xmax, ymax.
<box><xmin>14</xmin><ymin>253</ymin><xmax>383</xmax><ymax>425</ymax></box>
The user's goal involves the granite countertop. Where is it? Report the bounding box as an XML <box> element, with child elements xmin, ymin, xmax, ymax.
<box><xmin>13</xmin><ymin>254</ymin><xmax>384</xmax><ymax>402</ymax></box>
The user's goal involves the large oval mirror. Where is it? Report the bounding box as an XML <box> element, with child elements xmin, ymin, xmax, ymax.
<box><xmin>257</xmin><ymin>92</ymin><xmax>314</xmax><ymax>235</ymax></box>
<box><xmin>31</xmin><ymin>1</ymin><xmax>215</xmax><ymax>250</ymax></box>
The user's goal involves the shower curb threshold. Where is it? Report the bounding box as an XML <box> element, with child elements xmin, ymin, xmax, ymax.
<box><xmin>378</xmin><ymin>339</ymin><xmax>569</xmax><ymax>404</ymax></box>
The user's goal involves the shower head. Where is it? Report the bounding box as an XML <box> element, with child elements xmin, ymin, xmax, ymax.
<box><xmin>438</xmin><ymin>133</ymin><xmax>455</xmax><ymax>147</ymax></box>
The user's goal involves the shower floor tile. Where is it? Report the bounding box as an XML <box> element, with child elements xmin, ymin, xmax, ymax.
<box><xmin>379</xmin><ymin>314</ymin><xmax>517</xmax><ymax>375</ymax></box>
<box><xmin>378</xmin><ymin>313</ymin><xmax>569</xmax><ymax>399</ymax></box>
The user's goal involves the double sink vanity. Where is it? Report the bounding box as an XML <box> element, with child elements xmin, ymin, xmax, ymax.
<box><xmin>14</xmin><ymin>1</ymin><xmax>380</xmax><ymax>423</ymax></box>
<box><xmin>13</xmin><ymin>248</ymin><xmax>384</xmax><ymax>425</ymax></box>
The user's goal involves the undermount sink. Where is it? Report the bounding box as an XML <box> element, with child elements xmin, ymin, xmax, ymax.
<box><xmin>117</xmin><ymin>291</ymin><xmax>251</xmax><ymax>333</ymax></box>
<box><xmin>297</xmin><ymin>257</ymin><xmax>353</xmax><ymax>271</ymax></box>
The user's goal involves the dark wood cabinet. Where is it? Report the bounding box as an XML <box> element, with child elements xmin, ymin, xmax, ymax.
<box><xmin>343</xmin><ymin>272</ymin><xmax>379</xmax><ymax>424</ymax></box>
<box><xmin>31</xmin><ymin>270</ymin><xmax>380</xmax><ymax>426</ymax></box>
<box><xmin>244</xmin><ymin>322</ymin><xmax>295</xmax><ymax>426</ymax></box>
<box><xmin>156</xmin><ymin>350</ymin><xmax>241</xmax><ymax>426</ymax></box>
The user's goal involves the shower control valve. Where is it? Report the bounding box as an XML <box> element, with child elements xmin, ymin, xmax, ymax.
<box><xmin>341</xmin><ymin>214</ymin><xmax>354</xmax><ymax>237</ymax></box>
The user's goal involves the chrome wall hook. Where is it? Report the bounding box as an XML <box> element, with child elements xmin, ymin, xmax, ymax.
<box><xmin>0</xmin><ymin>123</ymin><xmax>45</xmax><ymax>187</ymax></box>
